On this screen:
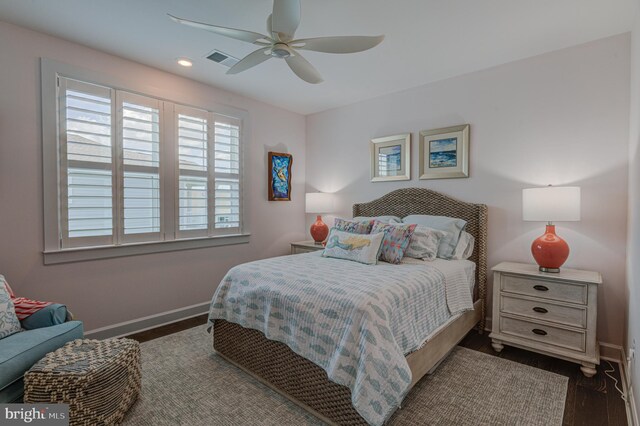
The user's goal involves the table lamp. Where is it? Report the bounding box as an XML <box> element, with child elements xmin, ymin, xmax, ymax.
<box><xmin>522</xmin><ymin>186</ymin><xmax>581</xmax><ymax>273</ymax></box>
<box><xmin>305</xmin><ymin>192</ymin><xmax>334</xmax><ymax>243</ymax></box>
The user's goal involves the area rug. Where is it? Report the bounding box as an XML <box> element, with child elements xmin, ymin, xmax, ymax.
<box><xmin>122</xmin><ymin>325</ymin><xmax>568</xmax><ymax>426</ymax></box>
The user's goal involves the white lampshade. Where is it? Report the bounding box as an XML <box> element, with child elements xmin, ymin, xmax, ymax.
<box><xmin>305</xmin><ymin>193</ymin><xmax>334</xmax><ymax>214</ymax></box>
<box><xmin>522</xmin><ymin>186</ymin><xmax>581</xmax><ymax>222</ymax></box>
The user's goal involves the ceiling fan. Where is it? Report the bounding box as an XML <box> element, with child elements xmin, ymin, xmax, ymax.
<box><xmin>168</xmin><ymin>0</ymin><xmax>384</xmax><ymax>84</ymax></box>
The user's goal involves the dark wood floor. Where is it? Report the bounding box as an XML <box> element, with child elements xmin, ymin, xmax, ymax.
<box><xmin>128</xmin><ymin>316</ymin><xmax>628</xmax><ymax>426</ymax></box>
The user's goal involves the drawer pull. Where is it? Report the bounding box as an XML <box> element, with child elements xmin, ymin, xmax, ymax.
<box><xmin>532</xmin><ymin>328</ymin><xmax>547</xmax><ymax>336</ymax></box>
<box><xmin>532</xmin><ymin>307</ymin><xmax>548</xmax><ymax>314</ymax></box>
<box><xmin>533</xmin><ymin>285</ymin><xmax>549</xmax><ymax>292</ymax></box>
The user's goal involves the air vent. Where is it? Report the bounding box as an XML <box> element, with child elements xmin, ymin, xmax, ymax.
<box><xmin>205</xmin><ymin>50</ymin><xmax>240</xmax><ymax>68</ymax></box>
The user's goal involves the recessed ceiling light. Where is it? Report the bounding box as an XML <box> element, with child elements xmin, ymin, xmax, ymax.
<box><xmin>177</xmin><ymin>58</ymin><xmax>193</xmax><ymax>67</ymax></box>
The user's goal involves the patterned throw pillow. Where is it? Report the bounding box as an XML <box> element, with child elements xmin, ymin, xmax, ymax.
<box><xmin>334</xmin><ymin>218</ymin><xmax>374</xmax><ymax>234</ymax></box>
<box><xmin>322</xmin><ymin>229</ymin><xmax>385</xmax><ymax>265</ymax></box>
<box><xmin>404</xmin><ymin>225</ymin><xmax>449</xmax><ymax>260</ymax></box>
<box><xmin>402</xmin><ymin>215</ymin><xmax>467</xmax><ymax>259</ymax></box>
<box><xmin>0</xmin><ymin>275</ymin><xmax>21</xmax><ymax>339</ymax></box>
<box><xmin>370</xmin><ymin>221</ymin><xmax>417</xmax><ymax>264</ymax></box>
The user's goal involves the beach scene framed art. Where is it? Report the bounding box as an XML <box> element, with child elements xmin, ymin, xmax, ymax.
<box><xmin>419</xmin><ymin>124</ymin><xmax>469</xmax><ymax>180</ymax></box>
<box><xmin>370</xmin><ymin>133</ymin><xmax>411</xmax><ymax>182</ymax></box>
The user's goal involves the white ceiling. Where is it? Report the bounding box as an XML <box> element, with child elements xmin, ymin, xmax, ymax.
<box><xmin>0</xmin><ymin>0</ymin><xmax>635</xmax><ymax>114</ymax></box>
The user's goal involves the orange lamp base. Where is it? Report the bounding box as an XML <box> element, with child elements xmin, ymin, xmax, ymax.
<box><xmin>310</xmin><ymin>215</ymin><xmax>329</xmax><ymax>243</ymax></box>
<box><xmin>531</xmin><ymin>224</ymin><xmax>569</xmax><ymax>273</ymax></box>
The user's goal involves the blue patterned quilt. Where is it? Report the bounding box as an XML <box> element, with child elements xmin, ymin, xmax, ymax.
<box><xmin>208</xmin><ymin>252</ymin><xmax>474</xmax><ymax>425</ymax></box>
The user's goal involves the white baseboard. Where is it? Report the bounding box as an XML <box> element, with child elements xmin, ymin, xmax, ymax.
<box><xmin>630</xmin><ymin>385</ymin><xmax>639</xmax><ymax>426</ymax></box>
<box><xmin>600</xmin><ymin>342</ymin><xmax>624</xmax><ymax>362</ymax></box>
<box><xmin>618</xmin><ymin>346</ymin><xmax>639</xmax><ymax>426</ymax></box>
<box><xmin>84</xmin><ymin>301</ymin><xmax>210</xmax><ymax>340</ymax></box>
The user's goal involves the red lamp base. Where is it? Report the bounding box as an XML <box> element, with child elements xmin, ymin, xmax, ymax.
<box><xmin>310</xmin><ymin>215</ymin><xmax>329</xmax><ymax>243</ymax></box>
<box><xmin>531</xmin><ymin>224</ymin><xmax>569</xmax><ymax>273</ymax></box>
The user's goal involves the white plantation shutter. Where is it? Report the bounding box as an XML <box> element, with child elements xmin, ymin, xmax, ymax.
<box><xmin>59</xmin><ymin>78</ymin><xmax>115</xmax><ymax>248</ymax></box>
<box><xmin>117</xmin><ymin>92</ymin><xmax>163</xmax><ymax>242</ymax></box>
<box><xmin>51</xmin><ymin>72</ymin><xmax>244</xmax><ymax>255</ymax></box>
<box><xmin>213</xmin><ymin>116</ymin><xmax>241</xmax><ymax>232</ymax></box>
<box><xmin>176</xmin><ymin>108</ymin><xmax>243</xmax><ymax>237</ymax></box>
<box><xmin>176</xmin><ymin>106</ymin><xmax>209</xmax><ymax>236</ymax></box>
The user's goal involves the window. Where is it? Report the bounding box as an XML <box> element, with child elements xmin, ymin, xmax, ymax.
<box><xmin>175</xmin><ymin>107</ymin><xmax>241</xmax><ymax>237</ymax></box>
<box><xmin>42</xmin><ymin>63</ymin><xmax>247</xmax><ymax>262</ymax></box>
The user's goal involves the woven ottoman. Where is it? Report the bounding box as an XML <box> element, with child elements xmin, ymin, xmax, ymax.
<box><xmin>24</xmin><ymin>338</ymin><xmax>141</xmax><ymax>425</ymax></box>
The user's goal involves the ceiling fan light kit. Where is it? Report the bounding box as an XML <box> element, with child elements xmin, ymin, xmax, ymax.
<box><xmin>168</xmin><ymin>0</ymin><xmax>384</xmax><ymax>84</ymax></box>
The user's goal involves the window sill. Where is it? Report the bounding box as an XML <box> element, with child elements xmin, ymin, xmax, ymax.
<box><xmin>43</xmin><ymin>233</ymin><xmax>251</xmax><ymax>265</ymax></box>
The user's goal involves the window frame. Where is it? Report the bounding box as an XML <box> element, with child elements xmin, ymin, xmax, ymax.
<box><xmin>41</xmin><ymin>58</ymin><xmax>250</xmax><ymax>264</ymax></box>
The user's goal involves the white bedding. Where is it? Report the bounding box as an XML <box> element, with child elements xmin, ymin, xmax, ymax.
<box><xmin>208</xmin><ymin>252</ymin><xmax>475</xmax><ymax>425</ymax></box>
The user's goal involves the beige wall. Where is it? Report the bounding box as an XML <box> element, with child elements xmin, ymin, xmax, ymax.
<box><xmin>306</xmin><ymin>34</ymin><xmax>630</xmax><ymax>346</ymax></box>
<box><xmin>0</xmin><ymin>21</ymin><xmax>307</xmax><ymax>331</ymax></box>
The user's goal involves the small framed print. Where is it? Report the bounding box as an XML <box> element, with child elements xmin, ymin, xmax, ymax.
<box><xmin>419</xmin><ymin>124</ymin><xmax>469</xmax><ymax>180</ymax></box>
<box><xmin>268</xmin><ymin>152</ymin><xmax>292</xmax><ymax>201</ymax></box>
<box><xmin>370</xmin><ymin>134</ymin><xmax>411</xmax><ymax>182</ymax></box>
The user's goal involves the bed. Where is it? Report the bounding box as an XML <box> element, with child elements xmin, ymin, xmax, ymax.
<box><xmin>209</xmin><ymin>188</ymin><xmax>487</xmax><ymax>425</ymax></box>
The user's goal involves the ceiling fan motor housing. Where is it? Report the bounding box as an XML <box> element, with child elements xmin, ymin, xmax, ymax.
<box><xmin>271</xmin><ymin>43</ymin><xmax>292</xmax><ymax>58</ymax></box>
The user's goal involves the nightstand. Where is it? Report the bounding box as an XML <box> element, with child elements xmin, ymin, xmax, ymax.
<box><xmin>489</xmin><ymin>262</ymin><xmax>601</xmax><ymax>377</ymax></box>
<box><xmin>290</xmin><ymin>241</ymin><xmax>325</xmax><ymax>255</ymax></box>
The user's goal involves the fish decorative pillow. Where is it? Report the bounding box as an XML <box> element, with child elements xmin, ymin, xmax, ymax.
<box><xmin>322</xmin><ymin>229</ymin><xmax>384</xmax><ymax>265</ymax></box>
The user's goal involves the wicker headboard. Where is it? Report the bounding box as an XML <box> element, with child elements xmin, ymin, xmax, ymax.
<box><xmin>353</xmin><ymin>188</ymin><xmax>488</xmax><ymax>328</ymax></box>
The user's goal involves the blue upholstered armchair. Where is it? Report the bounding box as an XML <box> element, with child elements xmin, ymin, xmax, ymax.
<box><xmin>0</xmin><ymin>304</ymin><xmax>83</xmax><ymax>402</ymax></box>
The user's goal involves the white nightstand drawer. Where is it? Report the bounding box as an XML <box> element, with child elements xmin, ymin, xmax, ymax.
<box><xmin>500</xmin><ymin>294</ymin><xmax>587</xmax><ymax>328</ymax></box>
<box><xmin>501</xmin><ymin>273</ymin><xmax>587</xmax><ymax>305</ymax></box>
<box><xmin>499</xmin><ymin>316</ymin><xmax>586</xmax><ymax>353</ymax></box>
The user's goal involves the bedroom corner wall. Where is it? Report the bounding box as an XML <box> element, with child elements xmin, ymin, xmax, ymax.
<box><xmin>0</xmin><ymin>21</ymin><xmax>307</xmax><ymax>331</ymax></box>
<box><xmin>305</xmin><ymin>34</ymin><xmax>631</xmax><ymax>348</ymax></box>
<box><xmin>626</xmin><ymin>1</ymin><xmax>640</xmax><ymax>420</ymax></box>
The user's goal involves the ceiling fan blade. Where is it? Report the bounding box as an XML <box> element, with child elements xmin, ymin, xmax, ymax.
<box><xmin>292</xmin><ymin>35</ymin><xmax>385</xmax><ymax>54</ymax></box>
<box><xmin>285</xmin><ymin>51</ymin><xmax>323</xmax><ymax>84</ymax></box>
<box><xmin>227</xmin><ymin>48</ymin><xmax>272</xmax><ymax>75</ymax></box>
<box><xmin>168</xmin><ymin>14</ymin><xmax>268</xmax><ymax>44</ymax></box>
<box><xmin>271</xmin><ymin>0</ymin><xmax>300</xmax><ymax>41</ymax></box>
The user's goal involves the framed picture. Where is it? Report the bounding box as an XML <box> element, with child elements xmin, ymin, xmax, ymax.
<box><xmin>370</xmin><ymin>134</ymin><xmax>411</xmax><ymax>182</ymax></box>
<box><xmin>419</xmin><ymin>124</ymin><xmax>469</xmax><ymax>180</ymax></box>
<box><xmin>268</xmin><ymin>152</ymin><xmax>293</xmax><ymax>201</ymax></box>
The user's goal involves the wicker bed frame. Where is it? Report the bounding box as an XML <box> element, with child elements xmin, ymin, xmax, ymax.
<box><xmin>213</xmin><ymin>188</ymin><xmax>488</xmax><ymax>425</ymax></box>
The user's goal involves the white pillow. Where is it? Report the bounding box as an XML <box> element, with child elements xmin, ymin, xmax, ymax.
<box><xmin>403</xmin><ymin>225</ymin><xmax>448</xmax><ymax>260</ymax></box>
<box><xmin>402</xmin><ymin>215</ymin><xmax>467</xmax><ymax>259</ymax></box>
<box><xmin>0</xmin><ymin>276</ymin><xmax>21</xmax><ymax>339</ymax></box>
<box><xmin>353</xmin><ymin>215</ymin><xmax>401</xmax><ymax>224</ymax></box>
<box><xmin>322</xmin><ymin>229</ymin><xmax>384</xmax><ymax>265</ymax></box>
<box><xmin>450</xmin><ymin>231</ymin><xmax>475</xmax><ymax>260</ymax></box>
